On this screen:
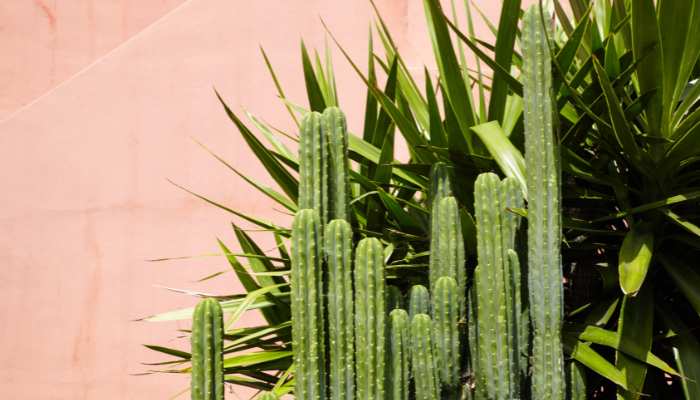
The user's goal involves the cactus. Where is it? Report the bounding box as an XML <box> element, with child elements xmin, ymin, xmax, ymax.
<box><xmin>190</xmin><ymin>298</ymin><xmax>224</xmax><ymax>400</ymax></box>
<box><xmin>298</xmin><ymin>108</ymin><xmax>349</xmax><ymax>226</ymax></box>
<box><xmin>387</xmin><ymin>285</ymin><xmax>403</xmax><ymax>312</ymax></box>
<box><xmin>325</xmin><ymin>219</ymin><xmax>354</xmax><ymax>400</ymax></box>
<box><xmin>473</xmin><ymin>173</ymin><xmax>524</xmax><ymax>399</ymax></box>
<box><xmin>432</xmin><ymin>276</ymin><xmax>461</xmax><ymax>388</ymax></box>
<box><xmin>299</xmin><ymin>112</ymin><xmax>329</xmax><ymax>224</ymax></box>
<box><xmin>291</xmin><ymin>209</ymin><xmax>326</xmax><ymax>400</ymax></box>
<box><xmin>567</xmin><ymin>361</ymin><xmax>587</xmax><ymax>400</ymax></box>
<box><xmin>388</xmin><ymin>309</ymin><xmax>410</xmax><ymax>400</ymax></box>
<box><xmin>258</xmin><ymin>393</ymin><xmax>278</xmax><ymax>400</ymax></box>
<box><xmin>410</xmin><ymin>314</ymin><xmax>441</xmax><ymax>400</ymax></box>
<box><xmin>522</xmin><ymin>5</ymin><xmax>565</xmax><ymax>399</ymax></box>
<box><xmin>429</xmin><ymin>196</ymin><xmax>466</xmax><ymax>318</ymax></box>
<box><xmin>408</xmin><ymin>284</ymin><xmax>430</xmax><ymax>319</ymax></box>
<box><xmin>322</xmin><ymin>107</ymin><xmax>350</xmax><ymax>221</ymax></box>
<box><xmin>354</xmin><ymin>237</ymin><xmax>386</xmax><ymax>399</ymax></box>
<box><xmin>430</xmin><ymin>161</ymin><xmax>453</xmax><ymax>206</ymax></box>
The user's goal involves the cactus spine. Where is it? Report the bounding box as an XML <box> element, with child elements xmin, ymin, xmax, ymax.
<box><xmin>354</xmin><ymin>238</ymin><xmax>386</xmax><ymax>399</ymax></box>
<box><xmin>429</xmin><ymin>196</ymin><xmax>466</xmax><ymax>317</ymax></box>
<box><xmin>325</xmin><ymin>219</ymin><xmax>354</xmax><ymax>400</ymax></box>
<box><xmin>190</xmin><ymin>298</ymin><xmax>224</xmax><ymax>400</ymax></box>
<box><xmin>291</xmin><ymin>209</ymin><xmax>325</xmax><ymax>400</ymax></box>
<box><xmin>408</xmin><ymin>284</ymin><xmax>430</xmax><ymax>319</ymax></box>
<box><xmin>410</xmin><ymin>314</ymin><xmax>441</xmax><ymax>400</ymax></box>
<box><xmin>522</xmin><ymin>5</ymin><xmax>565</xmax><ymax>399</ymax></box>
<box><xmin>388</xmin><ymin>309</ymin><xmax>410</xmax><ymax>400</ymax></box>
<box><xmin>432</xmin><ymin>276</ymin><xmax>461</xmax><ymax>388</ymax></box>
<box><xmin>473</xmin><ymin>173</ymin><xmax>524</xmax><ymax>399</ymax></box>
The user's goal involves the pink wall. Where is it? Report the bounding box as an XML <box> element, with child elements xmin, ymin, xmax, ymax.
<box><xmin>0</xmin><ymin>1</ymin><xmax>512</xmax><ymax>398</ymax></box>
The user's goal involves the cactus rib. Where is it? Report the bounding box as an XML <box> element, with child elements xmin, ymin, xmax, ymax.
<box><xmin>522</xmin><ymin>5</ymin><xmax>565</xmax><ymax>399</ymax></box>
<box><xmin>291</xmin><ymin>209</ymin><xmax>325</xmax><ymax>400</ymax></box>
<box><xmin>190</xmin><ymin>298</ymin><xmax>224</xmax><ymax>400</ymax></box>
<box><xmin>354</xmin><ymin>237</ymin><xmax>386</xmax><ymax>399</ymax></box>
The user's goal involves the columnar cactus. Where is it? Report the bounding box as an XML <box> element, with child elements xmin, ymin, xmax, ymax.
<box><xmin>429</xmin><ymin>196</ymin><xmax>466</xmax><ymax>317</ymax></box>
<box><xmin>190</xmin><ymin>298</ymin><xmax>224</xmax><ymax>400</ymax></box>
<box><xmin>387</xmin><ymin>285</ymin><xmax>403</xmax><ymax>312</ymax></box>
<box><xmin>388</xmin><ymin>309</ymin><xmax>410</xmax><ymax>400</ymax></box>
<box><xmin>473</xmin><ymin>172</ymin><xmax>524</xmax><ymax>399</ymax></box>
<box><xmin>325</xmin><ymin>219</ymin><xmax>354</xmax><ymax>400</ymax></box>
<box><xmin>291</xmin><ymin>209</ymin><xmax>325</xmax><ymax>400</ymax></box>
<box><xmin>522</xmin><ymin>5</ymin><xmax>565</xmax><ymax>399</ymax></box>
<box><xmin>322</xmin><ymin>107</ymin><xmax>350</xmax><ymax>221</ymax></box>
<box><xmin>432</xmin><ymin>276</ymin><xmax>460</xmax><ymax>388</ymax></box>
<box><xmin>298</xmin><ymin>108</ymin><xmax>349</xmax><ymax>226</ymax></box>
<box><xmin>354</xmin><ymin>237</ymin><xmax>386</xmax><ymax>399</ymax></box>
<box><xmin>410</xmin><ymin>314</ymin><xmax>441</xmax><ymax>400</ymax></box>
<box><xmin>408</xmin><ymin>284</ymin><xmax>430</xmax><ymax>319</ymax></box>
<box><xmin>430</xmin><ymin>162</ymin><xmax>453</xmax><ymax>206</ymax></box>
<box><xmin>299</xmin><ymin>113</ymin><xmax>328</xmax><ymax>224</ymax></box>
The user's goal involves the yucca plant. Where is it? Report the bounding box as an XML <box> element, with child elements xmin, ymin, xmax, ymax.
<box><xmin>142</xmin><ymin>0</ymin><xmax>699</xmax><ymax>398</ymax></box>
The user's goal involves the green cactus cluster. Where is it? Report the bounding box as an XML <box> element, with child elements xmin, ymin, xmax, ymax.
<box><xmin>285</xmin><ymin>33</ymin><xmax>565</xmax><ymax>398</ymax></box>
<box><xmin>186</xmin><ymin>2</ymin><xmax>616</xmax><ymax>400</ymax></box>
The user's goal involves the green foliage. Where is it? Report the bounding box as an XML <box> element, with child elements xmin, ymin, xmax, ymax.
<box><xmin>190</xmin><ymin>298</ymin><xmax>224</xmax><ymax>400</ymax></box>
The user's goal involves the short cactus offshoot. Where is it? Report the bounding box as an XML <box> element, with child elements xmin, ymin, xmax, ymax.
<box><xmin>190</xmin><ymin>298</ymin><xmax>224</xmax><ymax>400</ymax></box>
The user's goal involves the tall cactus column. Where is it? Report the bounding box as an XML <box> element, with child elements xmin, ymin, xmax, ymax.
<box><xmin>190</xmin><ymin>298</ymin><xmax>224</xmax><ymax>400</ymax></box>
<box><xmin>325</xmin><ymin>219</ymin><xmax>355</xmax><ymax>400</ymax></box>
<box><xmin>472</xmin><ymin>173</ymin><xmax>525</xmax><ymax>399</ymax></box>
<box><xmin>291</xmin><ymin>210</ymin><xmax>326</xmax><ymax>400</ymax></box>
<box><xmin>388</xmin><ymin>309</ymin><xmax>410</xmax><ymax>400</ymax></box>
<box><xmin>354</xmin><ymin>238</ymin><xmax>386</xmax><ymax>399</ymax></box>
<box><xmin>522</xmin><ymin>5</ymin><xmax>565</xmax><ymax>399</ymax></box>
